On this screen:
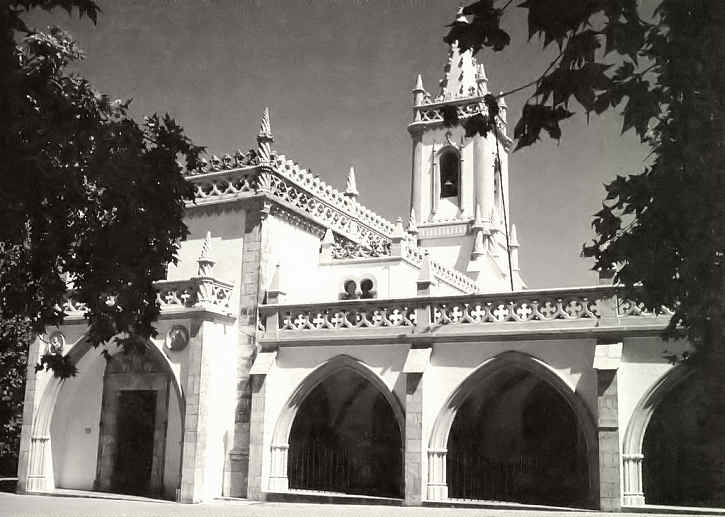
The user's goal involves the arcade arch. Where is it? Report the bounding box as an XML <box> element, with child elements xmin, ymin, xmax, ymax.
<box><xmin>427</xmin><ymin>351</ymin><xmax>598</xmax><ymax>507</ymax></box>
<box><xmin>622</xmin><ymin>364</ymin><xmax>719</xmax><ymax>507</ymax></box>
<box><xmin>269</xmin><ymin>355</ymin><xmax>404</xmax><ymax>498</ymax></box>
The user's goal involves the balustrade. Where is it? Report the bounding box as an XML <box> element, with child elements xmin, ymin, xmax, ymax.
<box><xmin>259</xmin><ymin>287</ymin><xmax>621</xmax><ymax>336</ymax></box>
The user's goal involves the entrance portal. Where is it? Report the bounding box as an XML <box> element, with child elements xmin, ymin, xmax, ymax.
<box><xmin>95</xmin><ymin>350</ymin><xmax>170</xmax><ymax>498</ymax></box>
<box><xmin>287</xmin><ymin>368</ymin><xmax>403</xmax><ymax>498</ymax></box>
<box><xmin>447</xmin><ymin>367</ymin><xmax>589</xmax><ymax>506</ymax></box>
<box><xmin>112</xmin><ymin>390</ymin><xmax>157</xmax><ymax>495</ymax></box>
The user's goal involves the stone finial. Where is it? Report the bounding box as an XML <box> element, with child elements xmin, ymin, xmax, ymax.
<box><xmin>393</xmin><ymin>217</ymin><xmax>405</xmax><ymax>238</ymax></box>
<box><xmin>412</xmin><ymin>74</ymin><xmax>425</xmax><ymax>106</ymax></box>
<box><xmin>417</xmin><ymin>250</ymin><xmax>438</xmax><ymax>294</ymax></box>
<box><xmin>407</xmin><ymin>208</ymin><xmax>418</xmax><ymax>236</ymax></box>
<box><xmin>509</xmin><ymin>223</ymin><xmax>519</xmax><ymax>248</ymax></box>
<box><xmin>476</xmin><ymin>63</ymin><xmax>489</xmax><ymax>96</ymax></box>
<box><xmin>258</xmin><ymin>107</ymin><xmax>272</xmax><ymax>137</ymax></box>
<box><xmin>509</xmin><ymin>223</ymin><xmax>520</xmax><ymax>272</ymax></box>
<box><xmin>320</xmin><ymin>227</ymin><xmax>335</xmax><ymax>263</ymax></box>
<box><xmin>391</xmin><ymin>217</ymin><xmax>406</xmax><ymax>256</ymax></box>
<box><xmin>256</xmin><ymin>107</ymin><xmax>274</xmax><ymax>163</ymax></box>
<box><xmin>497</xmin><ymin>92</ymin><xmax>508</xmax><ymax>123</ymax></box>
<box><xmin>197</xmin><ymin>231</ymin><xmax>215</xmax><ymax>277</ymax></box>
<box><xmin>344</xmin><ymin>166</ymin><xmax>359</xmax><ymax>199</ymax></box>
<box><xmin>267</xmin><ymin>263</ymin><xmax>286</xmax><ymax>304</ymax></box>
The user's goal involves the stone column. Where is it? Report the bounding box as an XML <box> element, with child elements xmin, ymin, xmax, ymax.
<box><xmin>426</xmin><ymin>449</ymin><xmax>447</xmax><ymax>500</ymax></box>
<box><xmin>593</xmin><ymin>341</ymin><xmax>623</xmax><ymax>511</ymax></box>
<box><xmin>622</xmin><ymin>453</ymin><xmax>645</xmax><ymax>505</ymax></box>
<box><xmin>268</xmin><ymin>444</ymin><xmax>289</xmax><ymax>491</ymax></box>
<box><xmin>247</xmin><ymin>373</ymin><xmax>267</xmax><ymax>501</ymax></box>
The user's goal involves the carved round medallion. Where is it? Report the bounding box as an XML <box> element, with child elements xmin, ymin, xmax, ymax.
<box><xmin>48</xmin><ymin>331</ymin><xmax>65</xmax><ymax>354</ymax></box>
<box><xmin>166</xmin><ymin>325</ymin><xmax>189</xmax><ymax>351</ymax></box>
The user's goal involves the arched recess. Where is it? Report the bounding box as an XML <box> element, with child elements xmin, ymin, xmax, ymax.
<box><xmin>621</xmin><ymin>363</ymin><xmax>695</xmax><ymax>506</ymax></box>
<box><xmin>427</xmin><ymin>351</ymin><xmax>598</xmax><ymax>507</ymax></box>
<box><xmin>268</xmin><ymin>354</ymin><xmax>404</xmax><ymax>497</ymax></box>
<box><xmin>23</xmin><ymin>335</ymin><xmax>184</xmax><ymax>497</ymax></box>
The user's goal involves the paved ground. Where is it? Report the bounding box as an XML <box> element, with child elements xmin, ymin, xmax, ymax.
<box><xmin>1</xmin><ymin>493</ymin><xmax>722</xmax><ymax>517</ymax></box>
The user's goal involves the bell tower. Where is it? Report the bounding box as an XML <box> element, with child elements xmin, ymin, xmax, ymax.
<box><xmin>407</xmin><ymin>8</ymin><xmax>524</xmax><ymax>291</ymax></box>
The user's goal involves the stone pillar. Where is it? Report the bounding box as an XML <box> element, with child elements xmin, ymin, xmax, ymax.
<box><xmin>179</xmin><ymin>321</ymin><xmax>212</xmax><ymax>503</ymax></box>
<box><xmin>593</xmin><ymin>341</ymin><xmax>623</xmax><ymax>511</ymax></box>
<box><xmin>402</xmin><ymin>345</ymin><xmax>430</xmax><ymax>506</ymax></box>
<box><xmin>224</xmin><ymin>209</ymin><xmax>265</xmax><ymax>498</ymax></box>
<box><xmin>410</xmin><ymin>131</ymin><xmax>423</xmax><ymax>221</ymax></box>
<box><xmin>426</xmin><ymin>449</ymin><xmax>447</xmax><ymax>500</ymax></box>
<box><xmin>404</xmin><ymin>373</ymin><xmax>424</xmax><ymax>505</ymax></box>
<box><xmin>622</xmin><ymin>453</ymin><xmax>645</xmax><ymax>505</ymax></box>
<box><xmin>247</xmin><ymin>373</ymin><xmax>267</xmax><ymax>501</ymax></box>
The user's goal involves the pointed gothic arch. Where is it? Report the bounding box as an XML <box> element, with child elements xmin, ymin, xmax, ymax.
<box><xmin>268</xmin><ymin>355</ymin><xmax>404</xmax><ymax>496</ymax></box>
<box><xmin>621</xmin><ymin>363</ymin><xmax>696</xmax><ymax>506</ymax></box>
<box><xmin>427</xmin><ymin>350</ymin><xmax>598</xmax><ymax>507</ymax></box>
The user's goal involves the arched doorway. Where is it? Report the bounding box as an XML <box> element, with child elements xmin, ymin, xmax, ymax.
<box><xmin>270</xmin><ymin>356</ymin><xmax>404</xmax><ymax>499</ymax></box>
<box><xmin>427</xmin><ymin>352</ymin><xmax>597</xmax><ymax>507</ymax></box>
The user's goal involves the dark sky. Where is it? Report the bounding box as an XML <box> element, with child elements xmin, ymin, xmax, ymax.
<box><xmin>26</xmin><ymin>0</ymin><xmax>652</xmax><ymax>288</ymax></box>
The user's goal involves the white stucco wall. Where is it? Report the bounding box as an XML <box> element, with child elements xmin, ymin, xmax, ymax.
<box><xmin>197</xmin><ymin>319</ymin><xmax>239</xmax><ymax>501</ymax></box>
<box><xmin>51</xmin><ymin>348</ymin><xmax>105</xmax><ymax>489</ymax></box>
<box><xmin>263</xmin><ymin>214</ymin><xmax>323</xmax><ymax>305</ymax></box>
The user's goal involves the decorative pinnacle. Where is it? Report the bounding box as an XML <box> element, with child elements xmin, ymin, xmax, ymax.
<box><xmin>413</xmin><ymin>74</ymin><xmax>424</xmax><ymax>92</ymax></box>
<box><xmin>344</xmin><ymin>166</ymin><xmax>359</xmax><ymax>198</ymax></box>
<box><xmin>257</xmin><ymin>107</ymin><xmax>274</xmax><ymax>163</ymax></box>
<box><xmin>407</xmin><ymin>208</ymin><xmax>418</xmax><ymax>235</ymax></box>
<box><xmin>417</xmin><ymin>250</ymin><xmax>438</xmax><ymax>287</ymax></box>
<box><xmin>268</xmin><ymin>263</ymin><xmax>286</xmax><ymax>299</ymax></box>
<box><xmin>197</xmin><ymin>231</ymin><xmax>216</xmax><ymax>277</ymax></box>
<box><xmin>509</xmin><ymin>223</ymin><xmax>520</xmax><ymax>248</ymax></box>
<box><xmin>322</xmin><ymin>227</ymin><xmax>335</xmax><ymax>246</ymax></box>
<box><xmin>258</xmin><ymin>107</ymin><xmax>272</xmax><ymax>138</ymax></box>
<box><xmin>393</xmin><ymin>216</ymin><xmax>406</xmax><ymax>239</ymax></box>
<box><xmin>497</xmin><ymin>92</ymin><xmax>507</xmax><ymax>109</ymax></box>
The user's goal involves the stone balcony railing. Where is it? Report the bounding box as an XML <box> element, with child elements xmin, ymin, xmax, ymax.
<box><xmin>61</xmin><ymin>276</ymin><xmax>235</xmax><ymax>319</ymax></box>
<box><xmin>184</xmin><ymin>151</ymin><xmax>394</xmax><ymax>249</ymax></box>
<box><xmin>257</xmin><ymin>286</ymin><xmax>673</xmax><ymax>345</ymax></box>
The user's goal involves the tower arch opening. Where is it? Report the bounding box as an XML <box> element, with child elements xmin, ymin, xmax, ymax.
<box><xmin>439</xmin><ymin>149</ymin><xmax>460</xmax><ymax>199</ymax></box>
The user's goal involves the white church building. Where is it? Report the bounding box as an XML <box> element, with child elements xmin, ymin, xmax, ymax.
<box><xmin>17</xmin><ymin>15</ymin><xmax>708</xmax><ymax>512</ymax></box>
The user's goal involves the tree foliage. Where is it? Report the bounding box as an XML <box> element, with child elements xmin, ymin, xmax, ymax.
<box><xmin>0</xmin><ymin>1</ymin><xmax>202</xmax><ymax>471</ymax></box>
<box><xmin>446</xmin><ymin>0</ymin><xmax>723</xmax><ymax>503</ymax></box>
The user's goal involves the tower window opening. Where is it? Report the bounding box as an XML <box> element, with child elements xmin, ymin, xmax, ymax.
<box><xmin>440</xmin><ymin>150</ymin><xmax>459</xmax><ymax>198</ymax></box>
